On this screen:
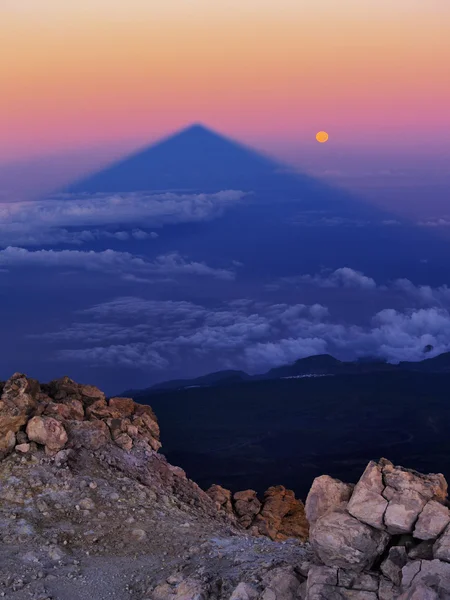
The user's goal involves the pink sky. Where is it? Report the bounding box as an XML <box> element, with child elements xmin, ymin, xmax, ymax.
<box><xmin>1</xmin><ymin>0</ymin><xmax>450</xmax><ymax>196</ymax></box>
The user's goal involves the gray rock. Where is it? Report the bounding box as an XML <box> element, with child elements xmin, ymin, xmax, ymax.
<box><xmin>413</xmin><ymin>500</ymin><xmax>450</xmax><ymax>540</ymax></box>
<box><xmin>347</xmin><ymin>461</ymin><xmax>388</xmax><ymax>530</ymax></box>
<box><xmin>310</xmin><ymin>509</ymin><xmax>390</xmax><ymax>571</ymax></box>
<box><xmin>229</xmin><ymin>583</ymin><xmax>259</xmax><ymax>600</ymax></box>
<box><xmin>305</xmin><ymin>475</ymin><xmax>353</xmax><ymax>527</ymax></box>
<box><xmin>380</xmin><ymin>546</ymin><xmax>408</xmax><ymax>586</ymax></box>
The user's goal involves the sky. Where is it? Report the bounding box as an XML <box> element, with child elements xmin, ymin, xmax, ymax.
<box><xmin>1</xmin><ymin>0</ymin><xmax>450</xmax><ymax>392</ymax></box>
<box><xmin>2</xmin><ymin>0</ymin><xmax>450</xmax><ymax>170</ymax></box>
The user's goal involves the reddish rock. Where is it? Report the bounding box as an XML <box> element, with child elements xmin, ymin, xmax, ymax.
<box><xmin>207</xmin><ymin>484</ymin><xmax>233</xmax><ymax>513</ymax></box>
<box><xmin>113</xmin><ymin>433</ymin><xmax>133</xmax><ymax>451</ymax></box>
<box><xmin>44</xmin><ymin>399</ymin><xmax>84</xmax><ymax>421</ymax></box>
<box><xmin>26</xmin><ymin>416</ymin><xmax>68</xmax><ymax>454</ymax></box>
<box><xmin>253</xmin><ymin>486</ymin><xmax>308</xmax><ymax>541</ymax></box>
<box><xmin>109</xmin><ymin>397</ymin><xmax>135</xmax><ymax>418</ymax></box>
<box><xmin>78</xmin><ymin>384</ymin><xmax>106</xmax><ymax>406</ymax></box>
<box><xmin>86</xmin><ymin>399</ymin><xmax>119</xmax><ymax>420</ymax></box>
<box><xmin>66</xmin><ymin>420</ymin><xmax>111</xmax><ymax>450</ymax></box>
<box><xmin>45</xmin><ymin>376</ymin><xmax>81</xmax><ymax>401</ymax></box>
<box><xmin>0</xmin><ymin>373</ymin><xmax>39</xmax><ymax>442</ymax></box>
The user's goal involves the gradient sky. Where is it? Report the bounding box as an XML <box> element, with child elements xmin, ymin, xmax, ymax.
<box><xmin>2</xmin><ymin>0</ymin><xmax>450</xmax><ymax>167</ymax></box>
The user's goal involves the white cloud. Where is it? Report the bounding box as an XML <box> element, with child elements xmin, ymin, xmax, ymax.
<box><xmin>0</xmin><ymin>247</ymin><xmax>235</xmax><ymax>281</ymax></box>
<box><xmin>0</xmin><ymin>190</ymin><xmax>246</xmax><ymax>247</ymax></box>
<box><xmin>34</xmin><ymin>292</ymin><xmax>450</xmax><ymax>372</ymax></box>
<box><xmin>288</xmin><ymin>267</ymin><xmax>377</xmax><ymax>290</ymax></box>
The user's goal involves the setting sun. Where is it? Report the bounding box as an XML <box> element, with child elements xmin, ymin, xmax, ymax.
<box><xmin>316</xmin><ymin>131</ymin><xmax>329</xmax><ymax>143</ymax></box>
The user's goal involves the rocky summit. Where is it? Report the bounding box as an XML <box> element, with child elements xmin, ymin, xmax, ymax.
<box><xmin>1</xmin><ymin>373</ymin><xmax>450</xmax><ymax>599</ymax></box>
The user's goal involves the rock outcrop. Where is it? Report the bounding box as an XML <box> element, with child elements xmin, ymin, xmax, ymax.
<box><xmin>0</xmin><ymin>373</ymin><xmax>161</xmax><ymax>458</ymax></box>
<box><xmin>304</xmin><ymin>458</ymin><xmax>450</xmax><ymax>599</ymax></box>
<box><xmin>206</xmin><ymin>484</ymin><xmax>309</xmax><ymax>542</ymax></box>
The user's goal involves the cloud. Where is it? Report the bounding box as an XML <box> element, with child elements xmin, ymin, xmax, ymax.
<box><xmin>418</xmin><ymin>218</ymin><xmax>450</xmax><ymax>227</ymax></box>
<box><xmin>285</xmin><ymin>267</ymin><xmax>377</xmax><ymax>290</ymax></box>
<box><xmin>279</xmin><ymin>267</ymin><xmax>450</xmax><ymax>307</ymax></box>
<box><xmin>0</xmin><ymin>247</ymin><xmax>235</xmax><ymax>281</ymax></box>
<box><xmin>0</xmin><ymin>190</ymin><xmax>246</xmax><ymax>247</ymax></box>
<box><xmin>34</xmin><ymin>292</ymin><xmax>450</xmax><ymax>372</ymax></box>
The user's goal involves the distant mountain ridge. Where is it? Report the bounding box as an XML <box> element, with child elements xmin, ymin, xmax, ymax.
<box><xmin>124</xmin><ymin>351</ymin><xmax>450</xmax><ymax>396</ymax></box>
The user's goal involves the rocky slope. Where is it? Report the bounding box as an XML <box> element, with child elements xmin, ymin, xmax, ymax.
<box><xmin>2</xmin><ymin>372</ymin><xmax>450</xmax><ymax>599</ymax></box>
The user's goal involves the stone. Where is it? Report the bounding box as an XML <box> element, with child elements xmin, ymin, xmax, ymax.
<box><xmin>108</xmin><ymin>397</ymin><xmax>135</xmax><ymax>417</ymax></box>
<box><xmin>206</xmin><ymin>484</ymin><xmax>233</xmax><ymax>513</ymax></box>
<box><xmin>78</xmin><ymin>497</ymin><xmax>95</xmax><ymax>510</ymax></box>
<box><xmin>26</xmin><ymin>416</ymin><xmax>68</xmax><ymax>453</ymax></box>
<box><xmin>66</xmin><ymin>420</ymin><xmax>111</xmax><ymax>450</ymax></box>
<box><xmin>337</xmin><ymin>571</ymin><xmax>379</xmax><ymax>592</ymax></box>
<box><xmin>131</xmin><ymin>528</ymin><xmax>147</xmax><ymax>542</ymax></box>
<box><xmin>0</xmin><ymin>373</ymin><xmax>39</xmax><ymax>441</ymax></box>
<box><xmin>433</xmin><ymin>523</ymin><xmax>450</xmax><ymax>561</ymax></box>
<box><xmin>413</xmin><ymin>500</ymin><xmax>450</xmax><ymax>540</ymax></box>
<box><xmin>113</xmin><ymin>433</ymin><xmax>133</xmax><ymax>451</ymax></box>
<box><xmin>382</xmin><ymin>462</ymin><xmax>447</xmax><ymax>503</ymax></box>
<box><xmin>233</xmin><ymin>490</ymin><xmax>261</xmax><ymax>528</ymax></box>
<box><xmin>397</xmin><ymin>584</ymin><xmax>439</xmax><ymax>600</ymax></box>
<box><xmin>15</xmin><ymin>442</ymin><xmax>30</xmax><ymax>454</ymax></box>
<box><xmin>380</xmin><ymin>546</ymin><xmax>408</xmax><ymax>586</ymax></box>
<box><xmin>310</xmin><ymin>508</ymin><xmax>390</xmax><ymax>571</ymax></box>
<box><xmin>305</xmin><ymin>475</ymin><xmax>353</xmax><ymax>526</ymax></box>
<box><xmin>408</xmin><ymin>540</ymin><xmax>434</xmax><ymax>561</ymax></box>
<box><xmin>44</xmin><ymin>399</ymin><xmax>84</xmax><ymax>421</ymax></box>
<box><xmin>401</xmin><ymin>561</ymin><xmax>422</xmax><ymax>588</ymax></box>
<box><xmin>347</xmin><ymin>461</ymin><xmax>388</xmax><ymax>530</ymax></box>
<box><xmin>261</xmin><ymin>566</ymin><xmax>302</xmax><ymax>600</ymax></box>
<box><xmin>253</xmin><ymin>486</ymin><xmax>308</xmax><ymax>541</ymax></box>
<box><xmin>78</xmin><ymin>384</ymin><xmax>106</xmax><ymax>405</ymax></box>
<box><xmin>0</xmin><ymin>430</ymin><xmax>16</xmax><ymax>459</ymax></box>
<box><xmin>230</xmin><ymin>583</ymin><xmax>258</xmax><ymax>600</ymax></box>
<box><xmin>378</xmin><ymin>578</ymin><xmax>400</xmax><ymax>600</ymax></box>
<box><xmin>383</xmin><ymin>488</ymin><xmax>428</xmax><ymax>535</ymax></box>
<box><xmin>401</xmin><ymin>559</ymin><xmax>450</xmax><ymax>598</ymax></box>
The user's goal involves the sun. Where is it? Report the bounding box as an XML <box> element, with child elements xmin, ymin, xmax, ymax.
<box><xmin>316</xmin><ymin>131</ymin><xmax>329</xmax><ymax>143</ymax></box>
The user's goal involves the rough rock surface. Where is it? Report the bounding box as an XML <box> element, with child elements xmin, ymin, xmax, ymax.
<box><xmin>0</xmin><ymin>373</ymin><xmax>313</xmax><ymax>600</ymax></box>
<box><xmin>206</xmin><ymin>485</ymin><xmax>309</xmax><ymax>542</ymax></box>
<box><xmin>304</xmin><ymin>458</ymin><xmax>450</xmax><ymax>599</ymax></box>
<box><xmin>4</xmin><ymin>372</ymin><xmax>450</xmax><ymax>600</ymax></box>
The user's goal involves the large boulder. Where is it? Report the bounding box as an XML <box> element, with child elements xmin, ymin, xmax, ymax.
<box><xmin>305</xmin><ymin>566</ymin><xmax>379</xmax><ymax>600</ymax></box>
<box><xmin>305</xmin><ymin>475</ymin><xmax>353</xmax><ymax>527</ymax></box>
<box><xmin>0</xmin><ymin>430</ymin><xmax>16</xmax><ymax>459</ymax></box>
<box><xmin>26</xmin><ymin>416</ymin><xmax>68</xmax><ymax>454</ymax></box>
<box><xmin>383</xmin><ymin>463</ymin><xmax>447</xmax><ymax>535</ymax></box>
<box><xmin>347</xmin><ymin>460</ymin><xmax>388</xmax><ymax>530</ymax></box>
<box><xmin>310</xmin><ymin>508</ymin><xmax>390</xmax><ymax>571</ymax></box>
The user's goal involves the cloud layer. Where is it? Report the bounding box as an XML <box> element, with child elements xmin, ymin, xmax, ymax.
<box><xmin>0</xmin><ymin>190</ymin><xmax>246</xmax><ymax>247</ymax></box>
<box><xmin>0</xmin><ymin>247</ymin><xmax>235</xmax><ymax>281</ymax></box>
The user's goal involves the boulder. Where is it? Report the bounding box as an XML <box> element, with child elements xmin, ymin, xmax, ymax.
<box><xmin>0</xmin><ymin>373</ymin><xmax>39</xmax><ymax>444</ymax></box>
<box><xmin>233</xmin><ymin>490</ymin><xmax>261</xmax><ymax>528</ymax></box>
<box><xmin>305</xmin><ymin>474</ymin><xmax>353</xmax><ymax>526</ymax></box>
<box><xmin>310</xmin><ymin>508</ymin><xmax>390</xmax><ymax>571</ymax></box>
<box><xmin>305</xmin><ymin>566</ymin><xmax>379</xmax><ymax>599</ymax></box>
<box><xmin>253</xmin><ymin>486</ymin><xmax>308</xmax><ymax>541</ymax></box>
<box><xmin>206</xmin><ymin>484</ymin><xmax>233</xmax><ymax>513</ymax></box>
<box><xmin>347</xmin><ymin>461</ymin><xmax>388</xmax><ymax>530</ymax></box>
<box><xmin>401</xmin><ymin>559</ymin><xmax>450</xmax><ymax>598</ymax></box>
<box><xmin>26</xmin><ymin>416</ymin><xmax>68</xmax><ymax>453</ymax></box>
<box><xmin>78</xmin><ymin>384</ymin><xmax>106</xmax><ymax>405</ymax></box>
<box><xmin>113</xmin><ymin>432</ymin><xmax>133</xmax><ymax>451</ymax></box>
<box><xmin>433</xmin><ymin>524</ymin><xmax>450</xmax><ymax>562</ymax></box>
<box><xmin>66</xmin><ymin>420</ymin><xmax>111</xmax><ymax>450</ymax></box>
<box><xmin>413</xmin><ymin>500</ymin><xmax>450</xmax><ymax>540</ymax></box>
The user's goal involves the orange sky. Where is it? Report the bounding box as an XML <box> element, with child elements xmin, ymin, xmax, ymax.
<box><xmin>1</xmin><ymin>0</ymin><xmax>450</xmax><ymax>163</ymax></box>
